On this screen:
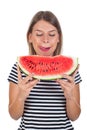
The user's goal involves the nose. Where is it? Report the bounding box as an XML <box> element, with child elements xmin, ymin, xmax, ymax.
<box><xmin>43</xmin><ymin>35</ymin><xmax>49</xmax><ymax>43</ymax></box>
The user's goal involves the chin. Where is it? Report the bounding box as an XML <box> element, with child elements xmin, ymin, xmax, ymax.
<box><xmin>36</xmin><ymin>52</ymin><xmax>53</xmax><ymax>56</ymax></box>
<box><xmin>41</xmin><ymin>54</ymin><xmax>52</xmax><ymax>56</ymax></box>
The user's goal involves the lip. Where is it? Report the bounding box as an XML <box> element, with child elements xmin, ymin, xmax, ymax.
<box><xmin>39</xmin><ymin>46</ymin><xmax>51</xmax><ymax>52</ymax></box>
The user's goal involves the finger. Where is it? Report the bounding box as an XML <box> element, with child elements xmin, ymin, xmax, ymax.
<box><xmin>26</xmin><ymin>79</ymin><xmax>39</xmax><ymax>89</ymax></box>
<box><xmin>72</xmin><ymin>64</ymin><xmax>80</xmax><ymax>78</ymax></box>
<box><xmin>60</xmin><ymin>74</ymin><xmax>74</xmax><ymax>83</ymax></box>
<box><xmin>56</xmin><ymin>79</ymin><xmax>67</xmax><ymax>90</ymax></box>
<box><xmin>60</xmin><ymin>64</ymin><xmax>80</xmax><ymax>82</ymax></box>
<box><xmin>23</xmin><ymin>73</ymin><xmax>34</xmax><ymax>84</ymax></box>
<box><xmin>17</xmin><ymin>64</ymin><xmax>22</xmax><ymax>82</ymax></box>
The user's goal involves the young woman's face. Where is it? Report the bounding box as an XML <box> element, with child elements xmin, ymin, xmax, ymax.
<box><xmin>29</xmin><ymin>20</ymin><xmax>59</xmax><ymax>56</ymax></box>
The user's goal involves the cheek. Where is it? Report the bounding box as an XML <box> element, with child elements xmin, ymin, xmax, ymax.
<box><xmin>55</xmin><ymin>34</ymin><xmax>60</xmax><ymax>43</ymax></box>
<box><xmin>56</xmin><ymin>36</ymin><xmax>60</xmax><ymax>43</ymax></box>
<box><xmin>51</xmin><ymin>37</ymin><xmax>59</xmax><ymax>45</ymax></box>
<box><xmin>32</xmin><ymin>37</ymin><xmax>41</xmax><ymax>44</ymax></box>
<box><xmin>31</xmin><ymin>38</ymin><xmax>39</xmax><ymax>48</ymax></box>
<box><xmin>29</xmin><ymin>34</ymin><xmax>38</xmax><ymax>43</ymax></box>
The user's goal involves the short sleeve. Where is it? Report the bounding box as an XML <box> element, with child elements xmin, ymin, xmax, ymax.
<box><xmin>7</xmin><ymin>62</ymin><xmax>26</xmax><ymax>84</ymax></box>
<box><xmin>7</xmin><ymin>63</ymin><xmax>18</xmax><ymax>84</ymax></box>
<box><xmin>74</xmin><ymin>71</ymin><xmax>82</xmax><ymax>84</ymax></box>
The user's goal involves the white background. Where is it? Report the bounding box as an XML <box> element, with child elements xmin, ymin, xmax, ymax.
<box><xmin>0</xmin><ymin>0</ymin><xmax>87</xmax><ymax>129</ymax></box>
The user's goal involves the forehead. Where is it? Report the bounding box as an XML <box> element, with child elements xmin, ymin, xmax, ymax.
<box><xmin>33</xmin><ymin>20</ymin><xmax>57</xmax><ymax>31</ymax></box>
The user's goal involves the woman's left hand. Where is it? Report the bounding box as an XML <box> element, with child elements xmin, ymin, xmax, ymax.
<box><xmin>56</xmin><ymin>65</ymin><xmax>79</xmax><ymax>99</ymax></box>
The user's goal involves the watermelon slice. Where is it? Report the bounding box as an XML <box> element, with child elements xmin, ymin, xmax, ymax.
<box><xmin>17</xmin><ymin>55</ymin><xmax>78</xmax><ymax>80</ymax></box>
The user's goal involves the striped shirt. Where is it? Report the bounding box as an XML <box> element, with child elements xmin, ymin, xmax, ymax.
<box><xmin>8</xmin><ymin>63</ymin><xmax>82</xmax><ymax>130</ymax></box>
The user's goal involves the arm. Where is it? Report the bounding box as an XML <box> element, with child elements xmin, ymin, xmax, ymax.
<box><xmin>56</xmin><ymin>66</ymin><xmax>81</xmax><ymax>121</ymax></box>
<box><xmin>66</xmin><ymin>83</ymin><xmax>81</xmax><ymax>121</ymax></box>
<box><xmin>8</xmin><ymin>82</ymin><xmax>24</xmax><ymax>120</ymax></box>
<box><xmin>8</xmin><ymin>65</ymin><xmax>39</xmax><ymax>120</ymax></box>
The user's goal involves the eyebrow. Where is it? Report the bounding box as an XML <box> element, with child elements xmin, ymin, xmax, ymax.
<box><xmin>34</xmin><ymin>29</ymin><xmax>57</xmax><ymax>33</ymax></box>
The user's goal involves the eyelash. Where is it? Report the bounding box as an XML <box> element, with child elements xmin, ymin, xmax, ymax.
<box><xmin>36</xmin><ymin>34</ymin><xmax>55</xmax><ymax>37</ymax></box>
<box><xmin>36</xmin><ymin>34</ymin><xmax>43</xmax><ymax>36</ymax></box>
<box><xmin>49</xmin><ymin>34</ymin><xmax>55</xmax><ymax>37</ymax></box>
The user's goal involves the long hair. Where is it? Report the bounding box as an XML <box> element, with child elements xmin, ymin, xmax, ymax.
<box><xmin>27</xmin><ymin>11</ymin><xmax>63</xmax><ymax>55</ymax></box>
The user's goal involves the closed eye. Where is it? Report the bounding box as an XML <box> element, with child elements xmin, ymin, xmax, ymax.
<box><xmin>49</xmin><ymin>34</ymin><xmax>55</xmax><ymax>37</ymax></box>
<box><xmin>36</xmin><ymin>34</ymin><xmax>43</xmax><ymax>36</ymax></box>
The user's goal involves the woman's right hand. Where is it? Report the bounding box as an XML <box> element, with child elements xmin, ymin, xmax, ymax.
<box><xmin>17</xmin><ymin>64</ymin><xmax>39</xmax><ymax>101</ymax></box>
<box><xmin>8</xmin><ymin>64</ymin><xmax>39</xmax><ymax>120</ymax></box>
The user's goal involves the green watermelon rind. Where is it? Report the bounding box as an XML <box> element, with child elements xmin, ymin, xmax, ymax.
<box><xmin>17</xmin><ymin>56</ymin><xmax>78</xmax><ymax>80</ymax></box>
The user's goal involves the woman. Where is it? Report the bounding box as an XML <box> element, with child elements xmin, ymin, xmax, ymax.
<box><xmin>8</xmin><ymin>11</ymin><xmax>82</xmax><ymax>130</ymax></box>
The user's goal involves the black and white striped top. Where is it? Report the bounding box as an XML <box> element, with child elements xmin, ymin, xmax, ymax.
<box><xmin>8</xmin><ymin>63</ymin><xmax>82</xmax><ymax>130</ymax></box>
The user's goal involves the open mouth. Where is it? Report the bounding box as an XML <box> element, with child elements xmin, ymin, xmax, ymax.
<box><xmin>39</xmin><ymin>46</ymin><xmax>50</xmax><ymax>52</ymax></box>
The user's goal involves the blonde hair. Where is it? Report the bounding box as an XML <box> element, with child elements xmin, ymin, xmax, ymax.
<box><xmin>27</xmin><ymin>11</ymin><xmax>63</xmax><ymax>55</ymax></box>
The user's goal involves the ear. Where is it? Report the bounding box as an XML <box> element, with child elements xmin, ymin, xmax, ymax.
<box><xmin>27</xmin><ymin>33</ymin><xmax>32</xmax><ymax>43</ymax></box>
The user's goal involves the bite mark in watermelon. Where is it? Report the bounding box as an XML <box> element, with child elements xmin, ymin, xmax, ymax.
<box><xmin>17</xmin><ymin>55</ymin><xmax>78</xmax><ymax>80</ymax></box>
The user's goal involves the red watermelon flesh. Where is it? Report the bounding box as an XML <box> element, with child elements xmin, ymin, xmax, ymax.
<box><xmin>17</xmin><ymin>55</ymin><xmax>78</xmax><ymax>80</ymax></box>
